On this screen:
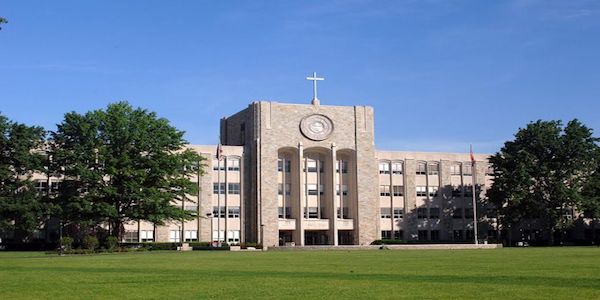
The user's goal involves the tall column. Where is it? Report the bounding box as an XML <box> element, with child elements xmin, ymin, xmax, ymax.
<box><xmin>329</xmin><ymin>143</ymin><xmax>338</xmax><ymax>245</ymax></box>
<box><xmin>297</xmin><ymin>142</ymin><xmax>305</xmax><ymax>246</ymax></box>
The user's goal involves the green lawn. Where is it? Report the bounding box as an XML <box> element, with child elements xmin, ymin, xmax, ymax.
<box><xmin>1</xmin><ymin>247</ymin><xmax>599</xmax><ymax>299</ymax></box>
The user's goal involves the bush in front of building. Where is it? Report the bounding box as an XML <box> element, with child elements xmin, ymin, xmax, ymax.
<box><xmin>105</xmin><ymin>236</ymin><xmax>119</xmax><ymax>251</ymax></box>
<box><xmin>83</xmin><ymin>235</ymin><xmax>99</xmax><ymax>250</ymax></box>
<box><xmin>60</xmin><ymin>236</ymin><xmax>74</xmax><ymax>251</ymax></box>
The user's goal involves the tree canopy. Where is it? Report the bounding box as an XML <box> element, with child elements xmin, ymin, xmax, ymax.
<box><xmin>0</xmin><ymin>113</ymin><xmax>48</xmax><ymax>240</ymax></box>
<box><xmin>487</xmin><ymin>119</ymin><xmax>600</xmax><ymax>244</ymax></box>
<box><xmin>49</xmin><ymin>102</ymin><xmax>204</xmax><ymax>238</ymax></box>
<box><xmin>0</xmin><ymin>17</ymin><xmax>7</xmax><ymax>30</ymax></box>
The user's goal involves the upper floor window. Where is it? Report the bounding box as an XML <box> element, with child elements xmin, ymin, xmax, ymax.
<box><xmin>380</xmin><ymin>185</ymin><xmax>391</xmax><ymax>197</ymax></box>
<box><xmin>486</xmin><ymin>165</ymin><xmax>494</xmax><ymax>176</ymax></box>
<box><xmin>393</xmin><ymin>207</ymin><xmax>404</xmax><ymax>219</ymax></box>
<box><xmin>450</xmin><ymin>164</ymin><xmax>461</xmax><ymax>176</ymax></box>
<box><xmin>278</xmin><ymin>159</ymin><xmax>291</xmax><ymax>172</ymax></box>
<box><xmin>429</xmin><ymin>207</ymin><xmax>440</xmax><ymax>219</ymax></box>
<box><xmin>392</xmin><ymin>162</ymin><xmax>403</xmax><ymax>175</ymax></box>
<box><xmin>392</xmin><ymin>185</ymin><xmax>404</xmax><ymax>197</ymax></box>
<box><xmin>336</xmin><ymin>160</ymin><xmax>348</xmax><ymax>173</ymax></box>
<box><xmin>213</xmin><ymin>159</ymin><xmax>225</xmax><ymax>171</ymax></box>
<box><xmin>227</xmin><ymin>159</ymin><xmax>240</xmax><ymax>171</ymax></box>
<box><xmin>417</xmin><ymin>207</ymin><xmax>428</xmax><ymax>219</ymax></box>
<box><xmin>213</xmin><ymin>183</ymin><xmax>226</xmax><ymax>194</ymax></box>
<box><xmin>306</xmin><ymin>184</ymin><xmax>323</xmax><ymax>196</ymax></box>
<box><xmin>228</xmin><ymin>206</ymin><xmax>240</xmax><ymax>218</ymax></box>
<box><xmin>428</xmin><ymin>186</ymin><xmax>439</xmax><ymax>197</ymax></box>
<box><xmin>380</xmin><ymin>207</ymin><xmax>392</xmax><ymax>219</ymax></box>
<box><xmin>428</xmin><ymin>163</ymin><xmax>439</xmax><ymax>176</ymax></box>
<box><xmin>336</xmin><ymin>184</ymin><xmax>348</xmax><ymax>196</ymax></box>
<box><xmin>228</xmin><ymin>183</ymin><xmax>240</xmax><ymax>194</ymax></box>
<box><xmin>416</xmin><ymin>186</ymin><xmax>427</xmax><ymax>197</ymax></box>
<box><xmin>379</xmin><ymin>162</ymin><xmax>390</xmax><ymax>174</ymax></box>
<box><xmin>305</xmin><ymin>159</ymin><xmax>322</xmax><ymax>173</ymax></box>
<box><xmin>278</xmin><ymin>183</ymin><xmax>291</xmax><ymax>196</ymax></box>
<box><xmin>416</xmin><ymin>162</ymin><xmax>426</xmax><ymax>175</ymax></box>
<box><xmin>463</xmin><ymin>164</ymin><xmax>473</xmax><ymax>176</ymax></box>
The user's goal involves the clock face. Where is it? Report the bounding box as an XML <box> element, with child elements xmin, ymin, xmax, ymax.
<box><xmin>300</xmin><ymin>114</ymin><xmax>334</xmax><ymax>141</ymax></box>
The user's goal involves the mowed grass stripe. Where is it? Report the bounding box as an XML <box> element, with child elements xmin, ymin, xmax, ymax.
<box><xmin>0</xmin><ymin>247</ymin><xmax>599</xmax><ymax>299</ymax></box>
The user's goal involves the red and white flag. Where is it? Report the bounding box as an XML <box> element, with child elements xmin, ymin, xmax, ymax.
<box><xmin>470</xmin><ymin>144</ymin><xmax>475</xmax><ymax>165</ymax></box>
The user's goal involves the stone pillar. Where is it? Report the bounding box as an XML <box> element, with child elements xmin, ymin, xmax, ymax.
<box><xmin>329</xmin><ymin>143</ymin><xmax>338</xmax><ymax>245</ymax></box>
<box><xmin>296</xmin><ymin>142</ymin><xmax>305</xmax><ymax>246</ymax></box>
<box><xmin>404</xmin><ymin>159</ymin><xmax>417</xmax><ymax>241</ymax></box>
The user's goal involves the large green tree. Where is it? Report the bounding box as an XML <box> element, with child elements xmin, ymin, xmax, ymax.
<box><xmin>0</xmin><ymin>17</ymin><xmax>7</xmax><ymax>30</ymax></box>
<box><xmin>488</xmin><ymin>119</ymin><xmax>599</xmax><ymax>245</ymax></box>
<box><xmin>0</xmin><ymin>113</ymin><xmax>48</xmax><ymax>241</ymax></box>
<box><xmin>50</xmin><ymin>102</ymin><xmax>204</xmax><ymax>238</ymax></box>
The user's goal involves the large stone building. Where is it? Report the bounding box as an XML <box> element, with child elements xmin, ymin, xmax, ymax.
<box><xmin>115</xmin><ymin>97</ymin><xmax>497</xmax><ymax>247</ymax></box>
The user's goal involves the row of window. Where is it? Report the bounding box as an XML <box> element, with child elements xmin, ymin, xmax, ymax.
<box><xmin>278</xmin><ymin>207</ymin><xmax>350</xmax><ymax>219</ymax></box>
<box><xmin>123</xmin><ymin>230</ymin><xmax>198</xmax><ymax>243</ymax></box>
<box><xmin>379</xmin><ymin>162</ymin><xmax>477</xmax><ymax>176</ymax></box>
<box><xmin>382</xmin><ymin>230</ymin><xmax>476</xmax><ymax>241</ymax></box>
<box><xmin>213</xmin><ymin>183</ymin><xmax>241</xmax><ymax>194</ymax></box>
<box><xmin>212</xmin><ymin>230</ymin><xmax>241</xmax><ymax>243</ymax></box>
<box><xmin>278</xmin><ymin>159</ymin><xmax>349</xmax><ymax>173</ymax></box>
<box><xmin>212</xmin><ymin>206</ymin><xmax>240</xmax><ymax>218</ymax></box>
<box><xmin>380</xmin><ymin>207</ymin><xmax>475</xmax><ymax>219</ymax></box>
<box><xmin>213</xmin><ymin>158</ymin><xmax>240</xmax><ymax>171</ymax></box>
<box><xmin>380</xmin><ymin>208</ymin><xmax>404</xmax><ymax>219</ymax></box>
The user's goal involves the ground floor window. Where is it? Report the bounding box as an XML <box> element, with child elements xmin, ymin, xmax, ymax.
<box><xmin>453</xmin><ymin>230</ymin><xmax>464</xmax><ymax>241</ymax></box>
<box><xmin>212</xmin><ymin>230</ymin><xmax>225</xmax><ymax>242</ymax></box>
<box><xmin>169</xmin><ymin>230</ymin><xmax>180</xmax><ymax>242</ymax></box>
<box><xmin>430</xmin><ymin>230</ymin><xmax>440</xmax><ymax>241</ymax></box>
<box><xmin>227</xmin><ymin>230</ymin><xmax>240</xmax><ymax>243</ymax></box>
<box><xmin>381</xmin><ymin>230</ymin><xmax>392</xmax><ymax>239</ymax></box>
<box><xmin>393</xmin><ymin>230</ymin><xmax>404</xmax><ymax>240</ymax></box>
<box><xmin>141</xmin><ymin>230</ymin><xmax>154</xmax><ymax>242</ymax></box>
<box><xmin>124</xmin><ymin>230</ymin><xmax>138</xmax><ymax>243</ymax></box>
<box><xmin>418</xmin><ymin>230</ymin><xmax>428</xmax><ymax>241</ymax></box>
<box><xmin>185</xmin><ymin>230</ymin><xmax>197</xmax><ymax>242</ymax></box>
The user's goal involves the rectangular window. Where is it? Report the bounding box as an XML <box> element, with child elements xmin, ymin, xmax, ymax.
<box><xmin>228</xmin><ymin>183</ymin><xmax>241</xmax><ymax>194</ymax></box>
<box><xmin>428</xmin><ymin>186</ymin><xmax>438</xmax><ymax>197</ymax></box>
<box><xmin>213</xmin><ymin>183</ymin><xmax>226</xmax><ymax>194</ymax></box>
<box><xmin>278</xmin><ymin>159</ymin><xmax>291</xmax><ymax>172</ymax></box>
<box><xmin>418</xmin><ymin>230</ymin><xmax>428</xmax><ymax>241</ymax></box>
<box><xmin>306</xmin><ymin>160</ymin><xmax>318</xmax><ymax>172</ymax></box>
<box><xmin>124</xmin><ymin>230</ymin><xmax>138</xmax><ymax>243</ymax></box>
<box><xmin>213</xmin><ymin>206</ymin><xmax>226</xmax><ymax>218</ymax></box>
<box><xmin>306</xmin><ymin>207</ymin><xmax>319</xmax><ymax>219</ymax></box>
<box><xmin>185</xmin><ymin>230</ymin><xmax>198</xmax><ymax>242</ymax></box>
<box><xmin>451</xmin><ymin>164</ymin><xmax>461</xmax><ymax>175</ymax></box>
<box><xmin>140</xmin><ymin>230</ymin><xmax>154</xmax><ymax>242</ymax></box>
<box><xmin>430</xmin><ymin>230</ymin><xmax>440</xmax><ymax>241</ymax></box>
<box><xmin>307</xmin><ymin>184</ymin><xmax>318</xmax><ymax>196</ymax></box>
<box><xmin>212</xmin><ymin>230</ymin><xmax>225</xmax><ymax>242</ymax></box>
<box><xmin>336</xmin><ymin>184</ymin><xmax>348</xmax><ymax>196</ymax></box>
<box><xmin>416</xmin><ymin>163</ymin><xmax>426</xmax><ymax>175</ymax></box>
<box><xmin>464</xmin><ymin>185</ymin><xmax>473</xmax><ymax>197</ymax></box>
<box><xmin>452</xmin><ymin>186</ymin><xmax>462</xmax><ymax>197</ymax></box>
<box><xmin>227</xmin><ymin>159</ymin><xmax>240</xmax><ymax>171</ymax></box>
<box><xmin>184</xmin><ymin>205</ymin><xmax>198</xmax><ymax>212</ymax></box>
<box><xmin>453</xmin><ymin>208</ymin><xmax>463</xmax><ymax>219</ymax></box>
<box><xmin>380</xmin><ymin>185</ymin><xmax>391</xmax><ymax>197</ymax></box>
<box><xmin>213</xmin><ymin>160</ymin><xmax>225</xmax><ymax>171</ymax></box>
<box><xmin>379</xmin><ymin>162</ymin><xmax>390</xmax><ymax>174</ymax></box>
<box><xmin>416</xmin><ymin>186</ymin><xmax>427</xmax><ymax>197</ymax></box>
<box><xmin>337</xmin><ymin>207</ymin><xmax>349</xmax><ymax>219</ymax></box>
<box><xmin>318</xmin><ymin>184</ymin><xmax>324</xmax><ymax>195</ymax></box>
<box><xmin>278</xmin><ymin>207</ymin><xmax>284</xmax><ymax>219</ymax></box>
<box><xmin>393</xmin><ymin>207</ymin><xmax>403</xmax><ymax>219</ymax></box>
<box><xmin>227</xmin><ymin>230</ymin><xmax>240</xmax><ymax>243</ymax></box>
<box><xmin>336</xmin><ymin>160</ymin><xmax>348</xmax><ymax>173</ymax></box>
<box><xmin>394</xmin><ymin>230</ymin><xmax>404</xmax><ymax>240</ymax></box>
<box><xmin>429</xmin><ymin>207</ymin><xmax>440</xmax><ymax>219</ymax></box>
<box><xmin>169</xmin><ymin>230</ymin><xmax>181</xmax><ymax>243</ymax></box>
<box><xmin>35</xmin><ymin>180</ymin><xmax>48</xmax><ymax>193</ymax></box>
<box><xmin>381</xmin><ymin>230</ymin><xmax>392</xmax><ymax>239</ymax></box>
<box><xmin>486</xmin><ymin>165</ymin><xmax>494</xmax><ymax>176</ymax></box>
<box><xmin>392</xmin><ymin>185</ymin><xmax>404</xmax><ymax>197</ymax></box>
<box><xmin>453</xmin><ymin>230</ymin><xmax>464</xmax><ymax>241</ymax></box>
<box><xmin>228</xmin><ymin>206</ymin><xmax>240</xmax><ymax>218</ymax></box>
<box><xmin>428</xmin><ymin>164</ymin><xmax>439</xmax><ymax>175</ymax></box>
<box><xmin>417</xmin><ymin>207</ymin><xmax>428</xmax><ymax>219</ymax></box>
<box><xmin>392</xmin><ymin>162</ymin><xmax>403</xmax><ymax>175</ymax></box>
<box><xmin>380</xmin><ymin>207</ymin><xmax>392</xmax><ymax>219</ymax></box>
<box><xmin>464</xmin><ymin>208</ymin><xmax>474</xmax><ymax>219</ymax></box>
<box><xmin>463</xmin><ymin>164</ymin><xmax>473</xmax><ymax>176</ymax></box>
<box><xmin>50</xmin><ymin>181</ymin><xmax>60</xmax><ymax>192</ymax></box>
<box><xmin>278</xmin><ymin>183</ymin><xmax>291</xmax><ymax>196</ymax></box>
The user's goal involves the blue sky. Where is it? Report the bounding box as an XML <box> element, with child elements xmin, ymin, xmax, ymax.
<box><xmin>1</xmin><ymin>1</ymin><xmax>599</xmax><ymax>154</ymax></box>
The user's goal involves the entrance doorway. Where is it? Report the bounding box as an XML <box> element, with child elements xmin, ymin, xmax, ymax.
<box><xmin>338</xmin><ymin>230</ymin><xmax>354</xmax><ymax>245</ymax></box>
<box><xmin>305</xmin><ymin>231</ymin><xmax>329</xmax><ymax>245</ymax></box>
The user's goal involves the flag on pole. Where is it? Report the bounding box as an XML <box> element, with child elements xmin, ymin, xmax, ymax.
<box><xmin>470</xmin><ymin>144</ymin><xmax>475</xmax><ymax>165</ymax></box>
<box><xmin>217</xmin><ymin>143</ymin><xmax>223</xmax><ymax>160</ymax></box>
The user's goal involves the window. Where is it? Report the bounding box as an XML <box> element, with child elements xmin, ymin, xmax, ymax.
<box><xmin>464</xmin><ymin>186</ymin><xmax>473</xmax><ymax>197</ymax></box>
<box><xmin>213</xmin><ymin>183</ymin><xmax>226</xmax><ymax>194</ymax></box>
<box><xmin>453</xmin><ymin>230</ymin><xmax>464</xmax><ymax>241</ymax></box>
<box><xmin>428</xmin><ymin>163</ymin><xmax>439</xmax><ymax>175</ymax></box>
<box><xmin>278</xmin><ymin>207</ymin><xmax>292</xmax><ymax>219</ymax></box>
<box><xmin>227</xmin><ymin>159</ymin><xmax>240</xmax><ymax>171</ymax></box>
<box><xmin>465</xmin><ymin>230</ymin><xmax>474</xmax><ymax>241</ymax></box>
<box><xmin>418</xmin><ymin>230</ymin><xmax>428</xmax><ymax>241</ymax></box>
<box><xmin>428</xmin><ymin>186</ymin><xmax>438</xmax><ymax>197</ymax></box>
<box><xmin>213</xmin><ymin>206</ymin><xmax>226</xmax><ymax>218</ymax></box>
<box><xmin>379</xmin><ymin>162</ymin><xmax>390</xmax><ymax>174</ymax></box>
<box><xmin>416</xmin><ymin>162</ymin><xmax>426</xmax><ymax>175</ymax></box>
<box><xmin>453</xmin><ymin>208</ymin><xmax>463</xmax><ymax>219</ymax></box>
<box><xmin>212</xmin><ymin>230</ymin><xmax>225</xmax><ymax>242</ymax></box>
<box><xmin>213</xmin><ymin>160</ymin><xmax>225</xmax><ymax>171</ymax></box>
<box><xmin>393</xmin><ymin>207</ymin><xmax>403</xmax><ymax>219</ymax></box>
<box><xmin>452</xmin><ymin>186</ymin><xmax>462</xmax><ymax>197</ymax></box>
<box><xmin>416</xmin><ymin>186</ymin><xmax>427</xmax><ymax>197</ymax></box>
<box><xmin>380</xmin><ymin>207</ymin><xmax>392</xmax><ymax>219</ymax></box>
<box><xmin>278</xmin><ymin>207</ymin><xmax>284</xmax><ymax>219</ymax></box>
<box><xmin>278</xmin><ymin>159</ymin><xmax>291</xmax><ymax>172</ymax></box>
<box><xmin>228</xmin><ymin>206</ymin><xmax>240</xmax><ymax>218</ymax></box>
<box><xmin>486</xmin><ymin>165</ymin><xmax>494</xmax><ymax>176</ymax></box>
<box><xmin>380</xmin><ymin>185</ymin><xmax>391</xmax><ymax>197</ymax></box>
<box><xmin>124</xmin><ymin>231</ymin><xmax>138</xmax><ymax>243</ymax></box>
<box><xmin>279</xmin><ymin>183</ymin><xmax>291</xmax><ymax>196</ymax></box>
<box><xmin>140</xmin><ymin>230</ymin><xmax>154</xmax><ymax>242</ymax></box>
<box><xmin>430</xmin><ymin>230</ymin><xmax>440</xmax><ymax>241</ymax></box>
<box><xmin>429</xmin><ymin>207</ymin><xmax>440</xmax><ymax>219</ymax></box>
<box><xmin>463</xmin><ymin>164</ymin><xmax>473</xmax><ymax>176</ymax></box>
<box><xmin>228</xmin><ymin>183</ymin><xmax>241</xmax><ymax>194</ymax></box>
<box><xmin>185</xmin><ymin>230</ymin><xmax>198</xmax><ymax>242</ymax></box>
<box><xmin>35</xmin><ymin>180</ymin><xmax>48</xmax><ymax>193</ymax></box>
<box><xmin>318</xmin><ymin>184</ymin><xmax>324</xmax><ymax>195</ymax></box>
<box><xmin>306</xmin><ymin>207</ymin><xmax>319</xmax><ymax>219</ymax></box>
<box><xmin>227</xmin><ymin>230</ymin><xmax>240</xmax><ymax>243</ymax></box>
<box><xmin>450</xmin><ymin>164</ymin><xmax>461</xmax><ymax>176</ymax></box>
<box><xmin>392</xmin><ymin>185</ymin><xmax>404</xmax><ymax>197</ymax></box>
<box><xmin>184</xmin><ymin>205</ymin><xmax>198</xmax><ymax>212</ymax></box>
<box><xmin>306</xmin><ymin>159</ymin><xmax>318</xmax><ymax>172</ymax></box>
<box><xmin>307</xmin><ymin>184</ymin><xmax>318</xmax><ymax>196</ymax></box>
<box><xmin>392</xmin><ymin>162</ymin><xmax>403</xmax><ymax>175</ymax></box>
<box><xmin>417</xmin><ymin>207</ymin><xmax>428</xmax><ymax>219</ymax></box>
<box><xmin>50</xmin><ymin>181</ymin><xmax>60</xmax><ymax>192</ymax></box>
<box><xmin>169</xmin><ymin>230</ymin><xmax>181</xmax><ymax>242</ymax></box>
<box><xmin>381</xmin><ymin>230</ymin><xmax>392</xmax><ymax>239</ymax></box>
<box><xmin>464</xmin><ymin>208</ymin><xmax>474</xmax><ymax>219</ymax></box>
<box><xmin>336</xmin><ymin>160</ymin><xmax>348</xmax><ymax>173</ymax></box>
<box><xmin>337</xmin><ymin>207</ymin><xmax>349</xmax><ymax>219</ymax></box>
<box><xmin>394</xmin><ymin>230</ymin><xmax>404</xmax><ymax>240</ymax></box>
<box><xmin>336</xmin><ymin>184</ymin><xmax>348</xmax><ymax>196</ymax></box>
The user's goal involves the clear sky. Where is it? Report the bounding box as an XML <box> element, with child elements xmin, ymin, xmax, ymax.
<box><xmin>1</xmin><ymin>1</ymin><xmax>599</xmax><ymax>154</ymax></box>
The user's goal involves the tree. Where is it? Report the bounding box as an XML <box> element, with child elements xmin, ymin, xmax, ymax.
<box><xmin>50</xmin><ymin>102</ymin><xmax>204</xmax><ymax>239</ymax></box>
<box><xmin>0</xmin><ymin>113</ymin><xmax>48</xmax><ymax>241</ymax></box>
<box><xmin>0</xmin><ymin>17</ymin><xmax>7</xmax><ymax>30</ymax></box>
<box><xmin>488</xmin><ymin>119</ymin><xmax>599</xmax><ymax>245</ymax></box>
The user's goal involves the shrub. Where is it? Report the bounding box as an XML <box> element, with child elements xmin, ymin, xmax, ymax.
<box><xmin>105</xmin><ymin>236</ymin><xmax>119</xmax><ymax>251</ymax></box>
<box><xmin>240</xmin><ymin>242</ymin><xmax>262</xmax><ymax>249</ymax></box>
<box><xmin>60</xmin><ymin>237</ymin><xmax>74</xmax><ymax>251</ymax></box>
<box><xmin>82</xmin><ymin>235</ymin><xmax>99</xmax><ymax>250</ymax></box>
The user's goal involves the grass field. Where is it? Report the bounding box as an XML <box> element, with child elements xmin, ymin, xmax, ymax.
<box><xmin>1</xmin><ymin>247</ymin><xmax>599</xmax><ymax>299</ymax></box>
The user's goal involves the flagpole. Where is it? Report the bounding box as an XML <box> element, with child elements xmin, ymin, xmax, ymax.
<box><xmin>470</xmin><ymin>145</ymin><xmax>479</xmax><ymax>245</ymax></box>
